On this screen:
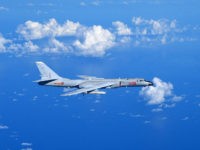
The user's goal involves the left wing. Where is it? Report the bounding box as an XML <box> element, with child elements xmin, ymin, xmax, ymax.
<box><xmin>61</xmin><ymin>82</ymin><xmax>116</xmax><ymax>96</ymax></box>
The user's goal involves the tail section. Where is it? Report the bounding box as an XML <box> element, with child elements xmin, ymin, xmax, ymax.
<box><xmin>36</xmin><ymin>61</ymin><xmax>61</xmax><ymax>80</ymax></box>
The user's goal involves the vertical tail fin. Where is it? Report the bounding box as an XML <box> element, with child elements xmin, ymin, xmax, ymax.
<box><xmin>36</xmin><ymin>61</ymin><xmax>61</xmax><ymax>80</ymax></box>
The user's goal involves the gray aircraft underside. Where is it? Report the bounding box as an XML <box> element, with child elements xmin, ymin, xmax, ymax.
<box><xmin>35</xmin><ymin>62</ymin><xmax>153</xmax><ymax>96</ymax></box>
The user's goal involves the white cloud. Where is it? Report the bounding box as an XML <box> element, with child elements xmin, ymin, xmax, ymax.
<box><xmin>8</xmin><ymin>38</ymin><xmax>69</xmax><ymax>54</ymax></box>
<box><xmin>8</xmin><ymin>41</ymin><xmax>39</xmax><ymax>53</ymax></box>
<box><xmin>0</xmin><ymin>34</ymin><xmax>10</xmax><ymax>52</ymax></box>
<box><xmin>161</xmin><ymin>35</ymin><xmax>167</xmax><ymax>44</ymax></box>
<box><xmin>0</xmin><ymin>17</ymin><xmax>196</xmax><ymax>57</ymax></box>
<box><xmin>0</xmin><ymin>125</ymin><xmax>8</xmax><ymax>129</ymax></box>
<box><xmin>80</xmin><ymin>1</ymin><xmax>101</xmax><ymax>6</ymax></box>
<box><xmin>119</xmin><ymin>36</ymin><xmax>131</xmax><ymax>44</ymax></box>
<box><xmin>132</xmin><ymin>17</ymin><xmax>144</xmax><ymax>25</ymax></box>
<box><xmin>132</xmin><ymin>17</ymin><xmax>177</xmax><ymax>35</ymax></box>
<box><xmin>131</xmin><ymin>17</ymin><xmax>182</xmax><ymax>45</ymax></box>
<box><xmin>172</xmin><ymin>95</ymin><xmax>183</xmax><ymax>102</ymax></box>
<box><xmin>44</xmin><ymin>38</ymin><xmax>69</xmax><ymax>53</ymax></box>
<box><xmin>112</xmin><ymin>21</ymin><xmax>132</xmax><ymax>35</ymax></box>
<box><xmin>23</xmin><ymin>41</ymin><xmax>39</xmax><ymax>52</ymax></box>
<box><xmin>21</xmin><ymin>148</ymin><xmax>32</xmax><ymax>150</ymax></box>
<box><xmin>152</xmin><ymin>108</ymin><xmax>163</xmax><ymax>112</ymax></box>
<box><xmin>140</xmin><ymin>77</ymin><xmax>182</xmax><ymax>105</ymax></box>
<box><xmin>17</xmin><ymin>18</ymin><xmax>81</xmax><ymax>40</ymax></box>
<box><xmin>160</xmin><ymin>103</ymin><xmax>176</xmax><ymax>108</ymax></box>
<box><xmin>129</xmin><ymin>114</ymin><xmax>144</xmax><ymax>118</ymax></box>
<box><xmin>17</xmin><ymin>21</ymin><xmax>44</xmax><ymax>40</ymax></box>
<box><xmin>21</xmin><ymin>142</ymin><xmax>32</xmax><ymax>146</ymax></box>
<box><xmin>17</xmin><ymin>19</ymin><xmax>116</xmax><ymax>57</ymax></box>
<box><xmin>74</xmin><ymin>25</ymin><xmax>115</xmax><ymax>57</ymax></box>
<box><xmin>140</xmin><ymin>77</ymin><xmax>173</xmax><ymax>105</ymax></box>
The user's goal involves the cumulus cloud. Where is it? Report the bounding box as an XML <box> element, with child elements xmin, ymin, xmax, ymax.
<box><xmin>8</xmin><ymin>41</ymin><xmax>39</xmax><ymax>53</ymax></box>
<box><xmin>23</xmin><ymin>41</ymin><xmax>39</xmax><ymax>52</ymax></box>
<box><xmin>44</xmin><ymin>38</ymin><xmax>69</xmax><ymax>53</ymax></box>
<box><xmin>131</xmin><ymin>17</ymin><xmax>184</xmax><ymax>46</ymax></box>
<box><xmin>140</xmin><ymin>77</ymin><xmax>182</xmax><ymax>105</ymax></box>
<box><xmin>0</xmin><ymin>17</ymin><xmax>196</xmax><ymax>57</ymax></box>
<box><xmin>17</xmin><ymin>18</ymin><xmax>81</xmax><ymax>40</ymax></box>
<box><xmin>132</xmin><ymin>17</ymin><xmax>177</xmax><ymax>35</ymax></box>
<box><xmin>0</xmin><ymin>34</ymin><xmax>10</xmax><ymax>52</ymax></box>
<box><xmin>9</xmin><ymin>37</ymin><xmax>69</xmax><ymax>54</ymax></box>
<box><xmin>112</xmin><ymin>21</ymin><xmax>132</xmax><ymax>35</ymax></box>
<box><xmin>16</xmin><ymin>18</ymin><xmax>116</xmax><ymax>56</ymax></box>
<box><xmin>74</xmin><ymin>25</ymin><xmax>115</xmax><ymax>57</ymax></box>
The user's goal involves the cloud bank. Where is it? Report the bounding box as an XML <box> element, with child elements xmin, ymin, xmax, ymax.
<box><xmin>16</xmin><ymin>18</ymin><xmax>115</xmax><ymax>56</ymax></box>
<box><xmin>0</xmin><ymin>17</ymin><xmax>196</xmax><ymax>57</ymax></box>
<box><xmin>112</xmin><ymin>21</ymin><xmax>132</xmax><ymax>35</ymax></box>
<box><xmin>17</xmin><ymin>18</ymin><xmax>81</xmax><ymax>40</ymax></box>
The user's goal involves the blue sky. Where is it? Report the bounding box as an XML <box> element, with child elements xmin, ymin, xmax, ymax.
<box><xmin>0</xmin><ymin>0</ymin><xmax>200</xmax><ymax>150</ymax></box>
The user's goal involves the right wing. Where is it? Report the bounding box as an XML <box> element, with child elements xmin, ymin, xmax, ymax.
<box><xmin>61</xmin><ymin>82</ymin><xmax>116</xmax><ymax>96</ymax></box>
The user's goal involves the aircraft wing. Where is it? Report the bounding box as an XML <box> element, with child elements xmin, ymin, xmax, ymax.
<box><xmin>77</xmin><ymin>75</ymin><xmax>104</xmax><ymax>80</ymax></box>
<box><xmin>61</xmin><ymin>82</ymin><xmax>116</xmax><ymax>96</ymax></box>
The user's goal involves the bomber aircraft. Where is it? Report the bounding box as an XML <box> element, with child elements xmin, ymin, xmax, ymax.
<box><xmin>35</xmin><ymin>62</ymin><xmax>153</xmax><ymax>96</ymax></box>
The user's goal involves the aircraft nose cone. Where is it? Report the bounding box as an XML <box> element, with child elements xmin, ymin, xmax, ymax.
<box><xmin>148</xmin><ymin>82</ymin><xmax>153</xmax><ymax>86</ymax></box>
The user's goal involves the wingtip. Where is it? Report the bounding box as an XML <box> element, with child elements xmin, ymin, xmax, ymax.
<box><xmin>33</xmin><ymin>80</ymin><xmax>40</xmax><ymax>82</ymax></box>
<box><xmin>35</xmin><ymin>61</ymin><xmax>42</xmax><ymax>63</ymax></box>
<box><xmin>60</xmin><ymin>94</ymin><xmax>70</xmax><ymax>96</ymax></box>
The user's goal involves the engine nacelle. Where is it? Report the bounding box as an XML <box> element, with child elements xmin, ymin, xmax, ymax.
<box><xmin>88</xmin><ymin>90</ymin><xmax>106</xmax><ymax>95</ymax></box>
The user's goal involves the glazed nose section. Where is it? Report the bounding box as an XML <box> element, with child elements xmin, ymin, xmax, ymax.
<box><xmin>148</xmin><ymin>81</ymin><xmax>153</xmax><ymax>86</ymax></box>
<box><xmin>145</xmin><ymin>80</ymin><xmax>153</xmax><ymax>86</ymax></box>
